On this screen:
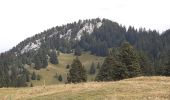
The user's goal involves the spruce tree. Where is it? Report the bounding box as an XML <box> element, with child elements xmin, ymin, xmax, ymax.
<box><xmin>74</xmin><ymin>46</ymin><xmax>82</xmax><ymax>56</ymax></box>
<box><xmin>96</xmin><ymin>56</ymin><xmax>128</xmax><ymax>81</ymax></box>
<box><xmin>138</xmin><ymin>52</ymin><xmax>153</xmax><ymax>75</ymax></box>
<box><xmin>119</xmin><ymin>42</ymin><xmax>141</xmax><ymax>78</ymax></box>
<box><xmin>37</xmin><ymin>74</ymin><xmax>41</xmax><ymax>80</ymax></box>
<box><xmin>34</xmin><ymin>49</ymin><xmax>48</xmax><ymax>69</ymax></box>
<box><xmin>31</xmin><ymin>72</ymin><xmax>36</xmax><ymax>80</ymax></box>
<box><xmin>67</xmin><ymin>57</ymin><xmax>87</xmax><ymax>83</ymax></box>
<box><xmin>49</xmin><ymin>50</ymin><xmax>59</xmax><ymax>64</ymax></box>
<box><xmin>30</xmin><ymin>83</ymin><xmax>33</xmax><ymax>87</ymax></box>
<box><xmin>58</xmin><ymin>75</ymin><xmax>63</xmax><ymax>82</ymax></box>
<box><xmin>162</xmin><ymin>50</ymin><xmax>170</xmax><ymax>76</ymax></box>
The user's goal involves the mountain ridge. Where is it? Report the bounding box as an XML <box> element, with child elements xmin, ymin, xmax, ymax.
<box><xmin>1</xmin><ymin>18</ymin><xmax>170</xmax><ymax>87</ymax></box>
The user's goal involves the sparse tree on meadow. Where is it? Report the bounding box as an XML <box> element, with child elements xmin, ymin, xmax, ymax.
<box><xmin>67</xmin><ymin>57</ymin><xmax>87</xmax><ymax>83</ymax></box>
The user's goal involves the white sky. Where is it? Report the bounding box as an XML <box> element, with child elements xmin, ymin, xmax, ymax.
<box><xmin>0</xmin><ymin>0</ymin><xmax>170</xmax><ymax>53</ymax></box>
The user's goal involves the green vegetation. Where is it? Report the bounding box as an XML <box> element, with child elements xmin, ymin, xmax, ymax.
<box><xmin>1</xmin><ymin>18</ymin><xmax>170</xmax><ymax>88</ymax></box>
<box><xmin>49</xmin><ymin>50</ymin><xmax>59</xmax><ymax>64</ymax></box>
<box><xmin>67</xmin><ymin>57</ymin><xmax>87</xmax><ymax>83</ymax></box>
<box><xmin>28</xmin><ymin>52</ymin><xmax>104</xmax><ymax>86</ymax></box>
<box><xmin>96</xmin><ymin>42</ymin><xmax>143</xmax><ymax>81</ymax></box>
<box><xmin>58</xmin><ymin>75</ymin><xmax>62</xmax><ymax>82</ymax></box>
<box><xmin>34</xmin><ymin>49</ymin><xmax>48</xmax><ymax>70</ymax></box>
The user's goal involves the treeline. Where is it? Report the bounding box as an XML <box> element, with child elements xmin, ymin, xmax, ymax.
<box><xmin>0</xmin><ymin>52</ymin><xmax>29</xmax><ymax>87</ymax></box>
<box><xmin>1</xmin><ymin>18</ymin><xmax>170</xmax><ymax>87</ymax></box>
<box><xmin>14</xmin><ymin>18</ymin><xmax>170</xmax><ymax>75</ymax></box>
<box><xmin>0</xmin><ymin>48</ymin><xmax>59</xmax><ymax>87</ymax></box>
<box><xmin>67</xmin><ymin>42</ymin><xmax>170</xmax><ymax>83</ymax></box>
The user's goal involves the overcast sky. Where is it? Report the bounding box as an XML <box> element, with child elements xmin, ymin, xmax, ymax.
<box><xmin>0</xmin><ymin>0</ymin><xmax>170</xmax><ymax>53</ymax></box>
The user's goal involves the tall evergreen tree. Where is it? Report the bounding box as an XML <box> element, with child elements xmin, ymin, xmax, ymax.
<box><xmin>162</xmin><ymin>50</ymin><xmax>170</xmax><ymax>76</ymax></box>
<box><xmin>138</xmin><ymin>52</ymin><xmax>153</xmax><ymax>75</ymax></box>
<box><xmin>31</xmin><ymin>72</ymin><xmax>36</xmax><ymax>80</ymax></box>
<box><xmin>96</xmin><ymin>56</ymin><xmax>128</xmax><ymax>81</ymax></box>
<box><xmin>58</xmin><ymin>75</ymin><xmax>63</xmax><ymax>82</ymax></box>
<box><xmin>49</xmin><ymin>50</ymin><xmax>59</xmax><ymax>64</ymax></box>
<box><xmin>74</xmin><ymin>46</ymin><xmax>82</xmax><ymax>56</ymax></box>
<box><xmin>34</xmin><ymin>49</ymin><xmax>48</xmax><ymax>69</ymax></box>
<box><xmin>67</xmin><ymin>57</ymin><xmax>87</xmax><ymax>83</ymax></box>
<box><xmin>119</xmin><ymin>42</ymin><xmax>141</xmax><ymax>77</ymax></box>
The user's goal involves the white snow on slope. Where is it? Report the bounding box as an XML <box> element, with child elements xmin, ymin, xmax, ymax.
<box><xmin>76</xmin><ymin>22</ymin><xmax>102</xmax><ymax>40</ymax></box>
<box><xmin>77</xmin><ymin>23</ymin><xmax>94</xmax><ymax>40</ymax></box>
<box><xmin>66</xmin><ymin>29</ymin><xmax>72</xmax><ymax>40</ymax></box>
<box><xmin>49</xmin><ymin>31</ymin><xmax>58</xmax><ymax>37</ymax></box>
<box><xmin>21</xmin><ymin>39</ymin><xmax>41</xmax><ymax>54</ymax></box>
<box><xmin>60</xmin><ymin>29</ymin><xmax>72</xmax><ymax>39</ymax></box>
<box><xmin>96</xmin><ymin>22</ymin><xmax>102</xmax><ymax>28</ymax></box>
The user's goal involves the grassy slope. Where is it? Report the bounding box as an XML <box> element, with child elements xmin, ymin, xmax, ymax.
<box><xmin>28</xmin><ymin>52</ymin><xmax>104</xmax><ymax>86</ymax></box>
<box><xmin>1</xmin><ymin>76</ymin><xmax>170</xmax><ymax>100</ymax></box>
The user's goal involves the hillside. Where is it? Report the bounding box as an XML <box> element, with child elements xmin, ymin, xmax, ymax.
<box><xmin>1</xmin><ymin>76</ymin><xmax>170</xmax><ymax>100</ymax></box>
<box><xmin>28</xmin><ymin>52</ymin><xmax>104</xmax><ymax>86</ymax></box>
<box><xmin>1</xmin><ymin>18</ymin><xmax>170</xmax><ymax>88</ymax></box>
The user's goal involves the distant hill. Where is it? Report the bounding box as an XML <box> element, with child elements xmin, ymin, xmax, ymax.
<box><xmin>1</xmin><ymin>18</ymin><xmax>170</xmax><ymax>87</ymax></box>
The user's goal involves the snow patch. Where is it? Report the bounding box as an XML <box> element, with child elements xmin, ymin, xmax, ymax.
<box><xmin>60</xmin><ymin>34</ymin><xmax>64</xmax><ymax>38</ymax></box>
<box><xmin>21</xmin><ymin>39</ymin><xmax>41</xmax><ymax>54</ymax></box>
<box><xmin>60</xmin><ymin>29</ymin><xmax>72</xmax><ymax>40</ymax></box>
<box><xmin>76</xmin><ymin>23</ymin><xmax>95</xmax><ymax>40</ymax></box>
<box><xmin>96</xmin><ymin>22</ymin><xmax>102</xmax><ymax>29</ymax></box>
<box><xmin>49</xmin><ymin>31</ymin><xmax>58</xmax><ymax>38</ymax></box>
<box><xmin>66</xmin><ymin>29</ymin><xmax>72</xmax><ymax>40</ymax></box>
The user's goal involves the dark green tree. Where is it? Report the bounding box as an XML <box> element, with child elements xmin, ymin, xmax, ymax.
<box><xmin>119</xmin><ymin>42</ymin><xmax>141</xmax><ymax>78</ymax></box>
<box><xmin>30</xmin><ymin>83</ymin><xmax>33</xmax><ymax>87</ymax></box>
<box><xmin>34</xmin><ymin>49</ymin><xmax>48</xmax><ymax>69</ymax></box>
<box><xmin>74</xmin><ymin>46</ymin><xmax>82</xmax><ymax>56</ymax></box>
<box><xmin>96</xmin><ymin>56</ymin><xmax>128</xmax><ymax>81</ymax></box>
<box><xmin>31</xmin><ymin>72</ymin><xmax>36</xmax><ymax>80</ymax></box>
<box><xmin>162</xmin><ymin>50</ymin><xmax>170</xmax><ymax>76</ymax></box>
<box><xmin>138</xmin><ymin>52</ymin><xmax>153</xmax><ymax>75</ymax></box>
<box><xmin>49</xmin><ymin>50</ymin><xmax>59</xmax><ymax>64</ymax></box>
<box><xmin>37</xmin><ymin>74</ymin><xmax>41</xmax><ymax>80</ymax></box>
<box><xmin>67</xmin><ymin>57</ymin><xmax>87</xmax><ymax>83</ymax></box>
<box><xmin>58</xmin><ymin>75</ymin><xmax>63</xmax><ymax>82</ymax></box>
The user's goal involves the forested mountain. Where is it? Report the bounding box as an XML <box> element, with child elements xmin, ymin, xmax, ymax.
<box><xmin>0</xmin><ymin>18</ymin><xmax>170</xmax><ymax>87</ymax></box>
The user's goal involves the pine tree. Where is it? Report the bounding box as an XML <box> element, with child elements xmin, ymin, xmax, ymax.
<box><xmin>37</xmin><ymin>74</ymin><xmax>41</xmax><ymax>80</ymax></box>
<box><xmin>49</xmin><ymin>50</ymin><xmax>59</xmax><ymax>64</ymax></box>
<box><xmin>74</xmin><ymin>46</ymin><xmax>82</xmax><ymax>56</ymax></box>
<box><xmin>66</xmin><ymin>64</ymin><xmax>70</xmax><ymax>69</ymax></box>
<box><xmin>31</xmin><ymin>72</ymin><xmax>36</xmax><ymax>80</ymax></box>
<box><xmin>96</xmin><ymin>56</ymin><xmax>128</xmax><ymax>81</ymax></box>
<box><xmin>162</xmin><ymin>50</ymin><xmax>170</xmax><ymax>76</ymax></box>
<box><xmin>67</xmin><ymin>57</ymin><xmax>87</xmax><ymax>83</ymax></box>
<box><xmin>34</xmin><ymin>49</ymin><xmax>48</xmax><ymax>69</ymax></box>
<box><xmin>58</xmin><ymin>75</ymin><xmax>63</xmax><ymax>82</ymax></box>
<box><xmin>138</xmin><ymin>52</ymin><xmax>153</xmax><ymax>75</ymax></box>
<box><xmin>119</xmin><ymin>42</ymin><xmax>141</xmax><ymax>78</ymax></box>
<box><xmin>30</xmin><ymin>83</ymin><xmax>33</xmax><ymax>87</ymax></box>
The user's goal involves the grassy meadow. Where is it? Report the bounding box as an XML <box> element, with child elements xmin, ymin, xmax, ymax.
<box><xmin>1</xmin><ymin>76</ymin><xmax>170</xmax><ymax>100</ymax></box>
<box><xmin>1</xmin><ymin>53</ymin><xmax>170</xmax><ymax>100</ymax></box>
<box><xmin>28</xmin><ymin>52</ymin><xmax>104</xmax><ymax>86</ymax></box>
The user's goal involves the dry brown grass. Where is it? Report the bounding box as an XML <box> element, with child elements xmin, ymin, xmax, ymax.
<box><xmin>1</xmin><ymin>76</ymin><xmax>170</xmax><ymax>100</ymax></box>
